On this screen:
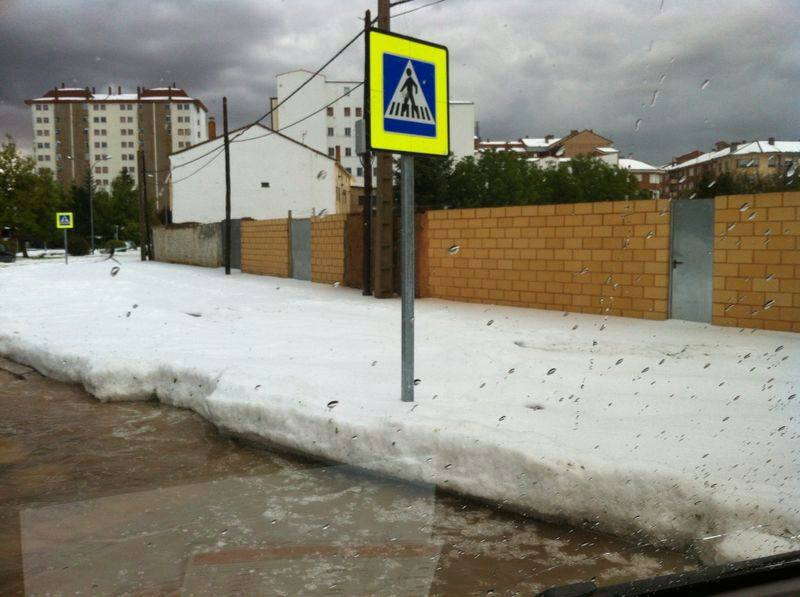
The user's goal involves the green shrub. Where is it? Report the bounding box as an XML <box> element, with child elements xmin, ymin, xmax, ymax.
<box><xmin>67</xmin><ymin>235</ymin><xmax>90</xmax><ymax>256</ymax></box>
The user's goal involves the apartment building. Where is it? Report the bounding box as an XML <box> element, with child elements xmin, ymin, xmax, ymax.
<box><xmin>270</xmin><ymin>69</ymin><xmax>476</xmax><ymax>187</ymax></box>
<box><xmin>25</xmin><ymin>84</ymin><xmax>210</xmax><ymax>212</ymax></box>
<box><xmin>663</xmin><ymin>138</ymin><xmax>800</xmax><ymax>199</ymax></box>
<box><xmin>476</xmin><ymin>129</ymin><xmax>619</xmax><ymax>167</ymax></box>
<box><xmin>619</xmin><ymin>158</ymin><xmax>663</xmax><ymax>198</ymax></box>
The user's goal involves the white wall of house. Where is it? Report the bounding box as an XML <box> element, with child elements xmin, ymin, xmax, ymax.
<box><xmin>170</xmin><ymin>125</ymin><xmax>338</xmax><ymax>224</ymax></box>
<box><xmin>449</xmin><ymin>101</ymin><xmax>476</xmax><ymax>162</ymax></box>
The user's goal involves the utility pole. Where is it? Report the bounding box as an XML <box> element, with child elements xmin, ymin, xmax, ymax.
<box><xmin>223</xmin><ymin>97</ymin><xmax>232</xmax><ymax>275</ymax></box>
<box><xmin>137</xmin><ymin>150</ymin><xmax>148</xmax><ymax>261</ymax></box>
<box><xmin>373</xmin><ymin>0</ymin><xmax>395</xmax><ymax>298</ymax></box>
<box><xmin>361</xmin><ymin>9</ymin><xmax>373</xmax><ymax>295</ymax></box>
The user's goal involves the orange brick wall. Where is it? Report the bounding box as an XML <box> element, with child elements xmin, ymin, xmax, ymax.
<box><xmin>311</xmin><ymin>214</ymin><xmax>347</xmax><ymax>284</ymax></box>
<box><xmin>422</xmin><ymin>199</ymin><xmax>671</xmax><ymax>320</ymax></box>
<box><xmin>712</xmin><ymin>192</ymin><xmax>800</xmax><ymax>332</ymax></box>
<box><xmin>241</xmin><ymin>218</ymin><xmax>290</xmax><ymax>277</ymax></box>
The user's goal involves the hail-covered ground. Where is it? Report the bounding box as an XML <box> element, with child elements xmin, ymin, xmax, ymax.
<box><xmin>1</xmin><ymin>255</ymin><xmax>798</xmax><ymax>565</ymax></box>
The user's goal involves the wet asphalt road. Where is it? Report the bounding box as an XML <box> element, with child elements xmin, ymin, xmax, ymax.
<box><xmin>0</xmin><ymin>366</ymin><xmax>697</xmax><ymax>595</ymax></box>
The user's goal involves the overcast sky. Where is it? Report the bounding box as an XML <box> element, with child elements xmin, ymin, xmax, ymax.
<box><xmin>1</xmin><ymin>0</ymin><xmax>798</xmax><ymax>165</ymax></box>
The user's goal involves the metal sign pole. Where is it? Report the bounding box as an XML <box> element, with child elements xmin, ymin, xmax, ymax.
<box><xmin>400</xmin><ymin>154</ymin><xmax>415</xmax><ymax>402</ymax></box>
<box><xmin>64</xmin><ymin>229</ymin><xmax>68</xmax><ymax>264</ymax></box>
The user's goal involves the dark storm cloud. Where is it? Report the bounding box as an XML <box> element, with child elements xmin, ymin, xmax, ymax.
<box><xmin>2</xmin><ymin>0</ymin><xmax>798</xmax><ymax>164</ymax></box>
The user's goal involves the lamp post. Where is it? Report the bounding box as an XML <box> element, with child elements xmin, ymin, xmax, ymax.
<box><xmin>66</xmin><ymin>153</ymin><xmax>112</xmax><ymax>254</ymax></box>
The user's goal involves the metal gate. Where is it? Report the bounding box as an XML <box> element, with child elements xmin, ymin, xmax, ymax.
<box><xmin>670</xmin><ymin>198</ymin><xmax>714</xmax><ymax>323</ymax></box>
<box><xmin>291</xmin><ymin>218</ymin><xmax>311</xmax><ymax>281</ymax></box>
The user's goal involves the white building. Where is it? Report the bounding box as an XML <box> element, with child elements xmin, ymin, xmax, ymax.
<box><xmin>271</xmin><ymin>70</ymin><xmax>476</xmax><ymax>186</ymax></box>
<box><xmin>170</xmin><ymin>124</ymin><xmax>352</xmax><ymax>224</ymax></box>
<box><xmin>619</xmin><ymin>158</ymin><xmax>663</xmax><ymax>198</ymax></box>
<box><xmin>26</xmin><ymin>84</ymin><xmax>210</xmax><ymax>208</ymax></box>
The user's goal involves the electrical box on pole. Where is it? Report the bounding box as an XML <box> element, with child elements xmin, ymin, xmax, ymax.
<box><xmin>366</xmin><ymin>27</ymin><xmax>449</xmax><ymax>402</ymax></box>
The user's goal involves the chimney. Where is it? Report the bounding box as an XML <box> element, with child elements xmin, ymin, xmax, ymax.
<box><xmin>545</xmin><ymin>134</ymin><xmax>554</xmax><ymax>143</ymax></box>
<box><xmin>570</xmin><ymin>129</ymin><xmax>578</xmax><ymax>135</ymax></box>
<box><xmin>108</xmin><ymin>86</ymin><xmax>112</xmax><ymax>95</ymax></box>
<box><xmin>768</xmin><ymin>137</ymin><xmax>775</xmax><ymax>145</ymax></box>
<box><xmin>730</xmin><ymin>142</ymin><xmax>739</xmax><ymax>153</ymax></box>
<box><xmin>714</xmin><ymin>141</ymin><xmax>729</xmax><ymax>151</ymax></box>
<box><xmin>137</xmin><ymin>86</ymin><xmax>141</xmax><ymax>100</ymax></box>
<box><xmin>91</xmin><ymin>86</ymin><xmax>95</xmax><ymax>94</ymax></box>
<box><xmin>60</xmin><ymin>82</ymin><xmax>65</xmax><ymax>88</ymax></box>
<box><xmin>168</xmin><ymin>86</ymin><xmax>172</xmax><ymax>99</ymax></box>
<box><xmin>118</xmin><ymin>85</ymin><xmax>121</xmax><ymax>94</ymax></box>
<box><xmin>207</xmin><ymin>116</ymin><xmax>217</xmax><ymax>139</ymax></box>
<box><xmin>335</xmin><ymin>145</ymin><xmax>342</xmax><ymax>164</ymax></box>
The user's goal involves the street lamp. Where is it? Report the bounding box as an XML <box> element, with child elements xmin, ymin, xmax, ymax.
<box><xmin>66</xmin><ymin>153</ymin><xmax>112</xmax><ymax>254</ymax></box>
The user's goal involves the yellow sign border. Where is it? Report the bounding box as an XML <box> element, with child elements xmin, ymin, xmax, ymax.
<box><xmin>56</xmin><ymin>212</ymin><xmax>74</xmax><ymax>229</ymax></box>
<box><xmin>368</xmin><ymin>29</ymin><xmax>449</xmax><ymax>156</ymax></box>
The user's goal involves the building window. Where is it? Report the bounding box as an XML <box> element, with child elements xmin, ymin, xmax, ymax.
<box><xmin>357</xmin><ymin>167</ymin><xmax>363</xmax><ymax>176</ymax></box>
<box><xmin>767</xmin><ymin>155</ymin><xmax>777</xmax><ymax>167</ymax></box>
<box><xmin>327</xmin><ymin>127</ymin><xmax>334</xmax><ymax>136</ymax></box>
<box><xmin>344</xmin><ymin>107</ymin><xmax>351</xmax><ymax>117</ymax></box>
<box><xmin>345</xmin><ymin>147</ymin><xmax>352</xmax><ymax>157</ymax></box>
<box><xmin>344</xmin><ymin>86</ymin><xmax>351</xmax><ymax>95</ymax></box>
<box><xmin>101</xmin><ymin>104</ymin><xmax>106</xmax><ymax>111</ymax></box>
<box><xmin>260</xmin><ymin>182</ymin><xmax>270</xmax><ymax>188</ymax></box>
<box><xmin>345</xmin><ymin>167</ymin><xmax>352</xmax><ymax>174</ymax></box>
<box><xmin>328</xmin><ymin>147</ymin><xmax>335</xmax><ymax>157</ymax></box>
<box><xmin>344</xmin><ymin>127</ymin><xmax>351</xmax><ymax>137</ymax></box>
<box><xmin>737</xmin><ymin>158</ymin><xmax>757</xmax><ymax>168</ymax></box>
<box><xmin>327</xmin><ymin>107</ymin><xmax>334</xmax><ymax>116</ymax></box>
<box><xmin>35</xmin><ymin>104</ymin><xmax>42</xmax><ymax>111</ymax></box>
<box><xmin>36</xmin><ymin>117</ymin><xmax>42</xmax><ymax>123</ymax></box>
<box><xmin>355</xmin><ymin>107</ymin><xmax>362</xmax><ymax>117</ymax></box>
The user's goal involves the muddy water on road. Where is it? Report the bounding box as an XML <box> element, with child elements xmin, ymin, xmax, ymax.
<box><xmin>0</xmin><ymin>369</ymin><xmax>697</xmax><ymax>595</ymax></box>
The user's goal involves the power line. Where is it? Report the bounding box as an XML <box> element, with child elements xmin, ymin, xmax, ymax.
<box><xmin>169</xmin><ymin>0</ymin><xmax>447</xmax><ymax>185</ymax></box>
<box><xmin>392</xmin><ymin>0</ymin><xmax>446</xmax><ymax>18</ymax></box>
<box><xmin>160</xmin><ymin>26</ymin><xmax>368</xmax><ymax>175</ymax></box>
<box><xmin>238</xmin><ymin>83</ymin><xmax>364</xmax><ymax>144</ymax></box>
<box><xmin>172</xmin><ymin>82</ymin><xmax>365</xmax><ymax>185</ymax></box>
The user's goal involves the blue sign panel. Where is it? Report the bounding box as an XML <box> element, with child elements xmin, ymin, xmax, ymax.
<box><xmin>382</xmin><ymin>53</ymin><xmax>437</xmax><ymax>138</ymax></box>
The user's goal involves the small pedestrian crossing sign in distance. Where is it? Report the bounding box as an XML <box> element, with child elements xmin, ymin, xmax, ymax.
<box><xmin>56</xmin><ymin>212</ymin><xmax>73</xmax><ymax>229</ymax></box>
<box><xmin>368</xmin><ymin>29</ymin><xmax>449</xmax><ymax>156</ymax></box>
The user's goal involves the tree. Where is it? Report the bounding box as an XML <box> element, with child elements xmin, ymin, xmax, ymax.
<box><xmin>692</xmin><ymin>169</ymin><xmax>798</xmax><ymax>199</ymax></box>
<box><xmin>94</xmin><ymin>171</ymin><xmax>141</xmax><ymax>242</ymax></box>
<box><xmin>0</xmin><ymin>136</ymin><xmax>65</xmax><ymax>256</ymax></box>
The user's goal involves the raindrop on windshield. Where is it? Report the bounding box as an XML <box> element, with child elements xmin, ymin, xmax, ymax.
<box><xmin>448</xmin><ymin>244</ymin><xmax>460</xmax><ymax>255</ymax></box>
<box><xmin>326</xmin><ymin>400</ymin><xmax>339</xmax><ymax>409</ymax></box>
<box><xmin>701</xmin><ymin>79</ymin><xmax>711</xmax><ymax>90</ymax></box>
<box><xmin>634</xmin><ymin>118</ymin><xmax>642</xmax><ymax>131</ymax></box>
<box><xmin>110</xmin><ymin>266</ymin><xmax>120</xmax><ymax>276</ymax></box>
<box><xmin>649</xmin><ymin>90</ymin><xmax>659</xmax><ymax>107</ymax></box>
<box><xmin>763</xmin><ymin>299</ymin><xmax>775</xmax><ymax>310</ymax></box>
<box><xmin>486</xmin><ymin>319</ymin><xmax>494</xmax><ymax>326</ymax></box>
<box><xmin>739</xmin><ymin>202</ymin><xmax>750</xmax><ymax>212</ymax></box>
<box><xmin>645</xmin><ymin>230</ymin><xmax>655</xmax><ymax>239</ymax></box>
<box><xmin>547</xmin><ymin>368</ymin><xmax>556</xmax><ymax>375</ymax></box>
<box><xmin>413</xmin><ymin>378</ymin><xmax>422</xmax><ymax>386</ymax></box>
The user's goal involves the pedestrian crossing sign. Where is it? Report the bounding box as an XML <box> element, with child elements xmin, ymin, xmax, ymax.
<box><xmin>368</xmin><ymin>29</ymin><xmax>449</xmax><ymax>156</ymax></box>
<box><xmin>56</xmin><ymin>212</ymin><xmax>73</xmax><ymax>229</ymax></box>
